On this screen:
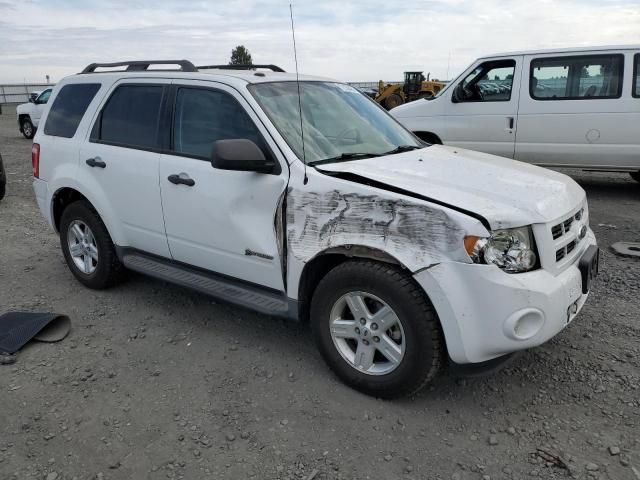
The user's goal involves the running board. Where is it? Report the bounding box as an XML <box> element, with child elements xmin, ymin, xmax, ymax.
<box><xmin>121</xmin><ymin>252</ymin><xmax>291</xmax><ymax>317</ymax></box>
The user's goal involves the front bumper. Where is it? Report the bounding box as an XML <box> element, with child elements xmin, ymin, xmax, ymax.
<box><xmin>414</xmin><ymin>230</ymin><xmax>597</xmax><ymax>364</ymax></box>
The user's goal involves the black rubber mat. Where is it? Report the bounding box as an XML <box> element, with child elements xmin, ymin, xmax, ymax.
<box><xmin>0</xmin><ymin>312</ymin><xmax>70</xmax><ymax>354</ymax></box>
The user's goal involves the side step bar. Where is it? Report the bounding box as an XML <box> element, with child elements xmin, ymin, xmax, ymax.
<box><xmin>121</xmin><ymin>252</ymin><xmax>293</xmax><ymax>318</ymax></box>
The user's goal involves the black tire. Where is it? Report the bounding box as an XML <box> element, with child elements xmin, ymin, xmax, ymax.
<box><xmin>59</xmin><ymin>201</ymin><xmax>125</xmax><ymax>289</ymax></box>
<box><xmin>630</xmin><ymin>171</ymin><xmax>640</xmax><ymax>183</ymax></box>
<box><xmin>0</xmin><ymin>154</ymin><xmax>6</xmax><ymax>201</ymax></box>
<box><xmin>310</xmin><ymin>260</ymin><xmax>444</xmax><ymax>398</ymax></box>
<box><xmin>384</xmin><ymin>93</ymin><xmax>404</xmax><ymax>110</ymax></box>
<box><xmin>21</xmin><ymin>118</ymin><xmax>35</xmax><ymax>139</ymax></box>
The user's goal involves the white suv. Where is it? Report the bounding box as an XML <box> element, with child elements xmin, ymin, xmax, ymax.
<box><xmin>17</xmin><ymin>88</ymin><xmax>53</xmax><ymax>139</ymax></box>
<box><xmin>32</xmin><ymin>60</ymin><xmax>599</xmax><ymax>398</ymax></box>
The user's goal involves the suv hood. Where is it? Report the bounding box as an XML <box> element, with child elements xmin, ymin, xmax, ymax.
<box><xmin>315</xmin><ymin>145</ymin><xmax>585</xmax><ymax>230</ymax></box>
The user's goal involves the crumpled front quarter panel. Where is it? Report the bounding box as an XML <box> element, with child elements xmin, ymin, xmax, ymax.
<box><xmin>285</xmin><ymin>169</ymin><xmax>488</xmax><ymax>293</ymax></box>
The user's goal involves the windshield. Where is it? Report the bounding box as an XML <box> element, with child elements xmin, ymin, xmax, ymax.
<box><xmin>249</xmin><ymin>81</ymin><xmax>422</xmax><ymax>165</ymax></box>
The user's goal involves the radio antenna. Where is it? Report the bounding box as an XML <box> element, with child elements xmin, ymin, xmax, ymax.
<box><xmin>289</xmin><ymin>3</ymin><xmax>308</xmax><ymax>185</ymax></box>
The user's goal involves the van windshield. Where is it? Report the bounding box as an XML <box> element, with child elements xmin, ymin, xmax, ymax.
<box><xmin>249</xmin><ymin>81</ymin><xmax>423</xmax><ymax>165</ymax></box>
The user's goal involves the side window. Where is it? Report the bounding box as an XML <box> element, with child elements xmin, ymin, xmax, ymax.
<box><xmin>43</xmin><ymin>83</ymin><xmax>101</xmax><ymax>138</ymax></box>
<box><xmin>173</xmin><ymin>87</ymin><xmax>265</xmax><ymax>159</ymax></box>
<box><xmin>36</xmin><ymin>89</ymin><xmax>52</xmax><ymax>104</ymax></box>
<box><xmin>634</xmin><ymin>54</ymin><xmax>639</xmax><ymax>98</ymax></box>
<box><xmin>530</xmin><ymin>54</ymin><xmax>624</xmax><ymax>100</ymax></box>
<box><xmin>453</xmin><ymin>60</ymin><xmax>515</xmax><ymax>103</ymax></box>
<box><xmin>94</xmin><ymin>85</ymin><xmax>164</xmax><ymax>150</ymax></box>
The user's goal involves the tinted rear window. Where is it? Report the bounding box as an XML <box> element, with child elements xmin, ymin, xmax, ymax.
<box><xmin>95</xmin><ymin>85</ymin><xmax>164</xmax><ymax>150</ymax></box>
<box><xmin>43</xmin><ymin>83</ymin><xmax>101</xmax><ymax>138</ymax></box>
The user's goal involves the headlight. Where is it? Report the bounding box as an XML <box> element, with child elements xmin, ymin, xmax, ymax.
<box><xmin>465</xmin><ymin>227</ymin><xmax>538</xmax><ymax>273</ymax></box>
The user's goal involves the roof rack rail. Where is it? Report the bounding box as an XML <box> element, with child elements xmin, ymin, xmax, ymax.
<box><xmin>197</xmin><ymin>64</ymin><xmax>285</xmax><ymax>73</ymax></box>
<box><xmin>81</xmin><ymin>60</ymin><xmax>198</xmax><ymax>74</ymax></box>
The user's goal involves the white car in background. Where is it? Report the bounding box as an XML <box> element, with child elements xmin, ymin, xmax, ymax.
<box><xmin>391</xmin><ymin>45</ymin><xmax>640</xmax><ymax>183</ymax></box>
<box><xmin>16</xmin><ymin>88</ymin><xmax>53</xmax><ymax>139</ymax></box>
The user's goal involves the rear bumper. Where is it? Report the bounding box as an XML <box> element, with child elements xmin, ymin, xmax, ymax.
<box><xmin>414</xmin><ymin>230</ymin><xmax>597</xmax><ymax>364</ymax></box>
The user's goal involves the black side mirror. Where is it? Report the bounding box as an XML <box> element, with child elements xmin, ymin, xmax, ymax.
<box><xmin>211</xmin><ymin>139</ymin><xmax>276</xmax><ymax>174</ymax></box>
<box><xmin>28</xmin><ymin>97</ymin><xmax>35</xmax><ymax>103</ymax></box>
<box><xmin>452</xmin><ymin>83</ymin><xmax>464</xmax><ymax>103</ymax></box>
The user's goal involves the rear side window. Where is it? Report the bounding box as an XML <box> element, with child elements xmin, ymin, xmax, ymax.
<box><xmin>172</xmin><ymin>87</ymin><xmax>264</xmax><ymax>159</ymax></box>
<box><xmin>634</xmin><ymin>54</ymin><xmax>639</xmax><ymax>98</ymax></box>
<box><xmin>43</xmin><ymin>83</ymin><xmax>101</xmax><ymax>138</ymax></box>
<box><xmin>94</xmin><ymin>85</ymin><xmax>164</xmax><ymax>150</ymax></box>
<box><xmin>531</xmin><ymin>54</ymin><xmax>624</xmax><ymax>100</ymax></box>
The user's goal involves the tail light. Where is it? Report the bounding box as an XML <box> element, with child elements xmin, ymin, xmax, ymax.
<box><xmin>32</xmin><ymin>143</ymin><xmax>40</xmax><ymax>178</ymax></box>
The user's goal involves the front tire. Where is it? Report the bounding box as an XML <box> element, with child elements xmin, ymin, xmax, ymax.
<box><xmin>0</xmin><ymin>154</ymin><xmax>6</xmax><ymax>201</ymax></box>
<box><xmin>60</xmin><ymin>201</ymin><xmax>124</xmax><ymax>289</ymax></box>
<box><xmin>310</xmin><ymin>260</ymin><xmax>444</xmax><ymax>398</ymax></box>
<box><xmin>21</xmin><ymin>118</ymin><xmax>35</xmax><ymax>139</ymax></box>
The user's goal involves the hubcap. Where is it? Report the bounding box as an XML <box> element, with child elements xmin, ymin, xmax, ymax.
<box><xmin>67</xmin><ymin>220</ymin><xmax>98</xmax><ymax>274</ymax></box>
<box><xmin>329</xmin><ymin>291</ymin><xmax>405</xmax><ymax>376</ymax></box>
<box><xmin>23</xmin><ymin>123</ymin><xmax>32</xmax><ymax>136</ymax></box>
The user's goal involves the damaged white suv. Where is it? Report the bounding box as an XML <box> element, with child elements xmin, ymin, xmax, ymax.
<box><xmin>32</xmin><ymin>60</ymin><xmax>599</xmax><ymax>398</ymax></box>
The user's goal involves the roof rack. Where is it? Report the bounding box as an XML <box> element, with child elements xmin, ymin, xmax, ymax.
<box><xmin>81</xmin><ymin>60</ymin><xmax>198</xmax><ymax>74</ymax></box>
<box><xmin>197</xmin><ymin>64</ymin><xmax>285</xmax><ymax>73</ymax></box>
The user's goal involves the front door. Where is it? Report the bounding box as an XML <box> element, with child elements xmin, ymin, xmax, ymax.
<box><xmin>159</xmin><ymin>81</ymin><xmax>288</xmax><ymax>290</ymax></box>
<box><xmin>443</xmin><ymin>56</ymin><xmax>522</xmax><ymax>158</ymax></box>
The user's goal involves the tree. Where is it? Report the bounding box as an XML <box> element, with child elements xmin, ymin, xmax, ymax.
<box><xmin>229</xmin><ymin>46</ymin><xmax>252</xmax><ymax>65</ymax></box>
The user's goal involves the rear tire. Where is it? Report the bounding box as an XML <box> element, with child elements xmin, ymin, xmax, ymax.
<box><xmin>630</xmin><ymin>171</ymin><xmax>640</xmax><ymax>183</ymax></box>
<box><xmin>310</xmin><ymin>260</ymin><xmax>444</xmax><ymax>398</ymax></box>
<box><xmin>21</xmin><ymin>118</ymin><xmax>35</xmax><ymax>139</ymax></box>
<box><xmin>59</xmin><ymin>201</ymin><xmax>125</xmax><ymax>289</ymax></box>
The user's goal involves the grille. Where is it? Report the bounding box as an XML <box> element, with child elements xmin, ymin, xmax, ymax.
<box><xmin>552</xmin><ymin>207</ymin><xmax>585</xmax><ymax>263</ymax></box>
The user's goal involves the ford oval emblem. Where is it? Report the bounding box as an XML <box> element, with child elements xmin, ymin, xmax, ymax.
<box><xmin>579</xmin><ymin>225</ymin><xmax>587</xmax><ymax>239</ymax></box>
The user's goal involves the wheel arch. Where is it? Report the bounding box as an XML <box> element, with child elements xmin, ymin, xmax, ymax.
<box><xmin>50</xmin><ymin>186</ymin><xmax>124</xmax><ymax>246</ymax></box>
<box><xmin>295</xmin><ymin>246</ymin><xmax>409</xmax><ymax>323</ymax></box>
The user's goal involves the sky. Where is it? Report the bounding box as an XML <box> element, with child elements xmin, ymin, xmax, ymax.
<box><xmin>0</xmin><ymin>0</ymin><xmax>639</xmax><ymax>84</ymax></box>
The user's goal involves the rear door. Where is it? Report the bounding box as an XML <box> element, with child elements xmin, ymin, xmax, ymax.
<box><xmin>442</xmin><ymin>56</ymin><xmax>522</xmax><ymax>158</ymax></box>
<box><xmin>159</xmin><ymin>80</ymin><xmax>288</xmax><ymax>290</ymax></box>
<box><xmin>77</xmin><ymin>79</ymin><xmax>170</xmax><ymax>257</ymax></box>
<box><xmin>515</xmin><ymin>51</ymin><xmax>636</xmax><ymax>168</ymax></box>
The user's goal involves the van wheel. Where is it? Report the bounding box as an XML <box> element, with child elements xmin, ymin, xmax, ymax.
<box><xmin>21</xmin><ymin>118</ymin><xmax>35</xmax><ymax>139</ymax></box>
<box><xmin>59</xmin><ymin>201</ymin><xmax>125</xmax><ymax>289</ymax></box>
<box><xmin>630</xmin><ymin>171</ymin><xmax>640</xmax><ymax>183</ymax></box>
<box><xmin>0</xmin><ymin>155</ymin><xmax>6</xmax><ymax>200</ymax></box>
<box><xmin>310</xmin><ymin>260</ymin><xmax>444</xmax><ymax>398</ymax></box>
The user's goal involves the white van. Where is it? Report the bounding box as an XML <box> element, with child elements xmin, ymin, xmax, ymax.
<box><xmin>391</xmin><ymin>45</ymin><xmax>640</xmax><ymax>182</ymax></box>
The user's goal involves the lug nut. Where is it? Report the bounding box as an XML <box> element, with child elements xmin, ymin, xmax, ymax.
<box><xmin>359</xmin><ymin>318</ymin><xmax>366</xmax><ymax>325</ymax></box>
<box><xmin>373</xmin><ymin>336</ymin><xmax>380</xmax><ymax>343</ymax></box>
<box><xmin>362</xmin><ymin>339</ymin><xmax>369</xmax><ymax>346</ymax></box>
<box><xmin>370</xmin><ymin>323</ymin><xmax>378</xmax><ymax>330</ymax></box>
<box><xmin>355</xmin><ymin>327</ymin><xmax>360</xmax><ymax>335</ymax></box>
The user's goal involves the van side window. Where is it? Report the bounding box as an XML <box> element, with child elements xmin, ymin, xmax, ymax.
<box><xmin>93</xmin><ymin>85</ymin><xmax>164</xmax><ymax>150</ymax></box>
<box><xmin>634</xmin><ymin>54</ymin><xmax>639</xmax><ymax>98</ymax></box>
<box><xmin>43</xmin><ymin>84</ymin><xmax>101</xmax><ymax>138</ymax></box>
<box><xmin>530</xmin><ymin>55</ymin><xmax>624</xmax><ymax>100</ymax></box>
<box><xmin>452</xmin><ymin>60</ymin><xmax>515</xmax><ymax>103</ymax></box>
<box><xmin>172</xmin><ymin>87</ymin><xmax>266</xmax><ymax>159</ymax></box>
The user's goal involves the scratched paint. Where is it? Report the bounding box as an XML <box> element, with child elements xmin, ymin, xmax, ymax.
<box><xmin>286</xmin><ymin>187</ymin><xmax>471</xmax><ymax>270</ymax></box>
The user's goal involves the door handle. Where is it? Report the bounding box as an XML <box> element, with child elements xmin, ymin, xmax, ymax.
<box><xmin>86</xmin><ymin>157</ymin><xmax>106</xmax><ymax>168</ymax></box>
<box><xmin>168</xmin><ymin>173</ymin><xmax>195</xmax><ymax>187</ymax></box>
<box><xmin>507</xmin><ymin>117</ymin><xmax>515</xmax><ymax>130</ymax></box>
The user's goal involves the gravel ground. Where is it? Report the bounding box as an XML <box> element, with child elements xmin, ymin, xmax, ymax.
<box><xmin>1</xmin><ymin>105</ymin><xmax>639</xmax><ymax>480</ymax></box>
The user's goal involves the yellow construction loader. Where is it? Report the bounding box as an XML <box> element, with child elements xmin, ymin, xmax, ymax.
<box><xmin>376</xmin><ymin>72</ymin><xmax>446</xmax><ymax>110</ymax></box>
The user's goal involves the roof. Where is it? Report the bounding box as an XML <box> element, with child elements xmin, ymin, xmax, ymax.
<box><xmin>479</xmin><ymin>44</ymin><xmax>640</xmax><ymax>59</ymax></box>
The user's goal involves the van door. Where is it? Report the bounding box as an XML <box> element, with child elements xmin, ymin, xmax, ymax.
<box><xmin>515</xmin><ymin>51</ymin><xmax>634</xmax><ymax>168</ymax></box>
<box><xmin>442</xmin><ymin>56</ymin><xmax>522</xmax><ymax>158</ymax></box>
<box><xmin>77</xmin><ymin>80</ymin><xmax>171</xmax><ymax>257</ymax></box>
<box><xmin>158</xmin><ymin>81</ymin><xmax>287</xmax><ymax>290</ymax></box>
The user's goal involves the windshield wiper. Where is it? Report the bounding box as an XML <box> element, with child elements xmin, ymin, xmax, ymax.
<box><xmin>310</xmin><ymin>152</ymin><xmax>380</xmax><ymax>166</ymax></box>
<box><xmin>381</xmin><ymin>145</ymin><xmax>422</xmax><ymax>155</ymax></box>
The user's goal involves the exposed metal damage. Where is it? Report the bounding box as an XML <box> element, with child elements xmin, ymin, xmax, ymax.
<box><xmin>286</xmin><ymin>186</ymin><xmax>470</xmax><ymax>271</ymax></box>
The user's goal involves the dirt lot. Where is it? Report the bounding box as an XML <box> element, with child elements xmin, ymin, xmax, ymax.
<box><xmin>1</xmin><ymin>104</ymin><xmax>639</xmax><ymax>480</ymax></box>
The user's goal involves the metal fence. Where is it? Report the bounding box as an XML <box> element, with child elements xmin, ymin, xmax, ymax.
<box><xmin>0</xmin><ymin>83</ymin><xmax>55</xmax><ymax>105</ymax></box>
